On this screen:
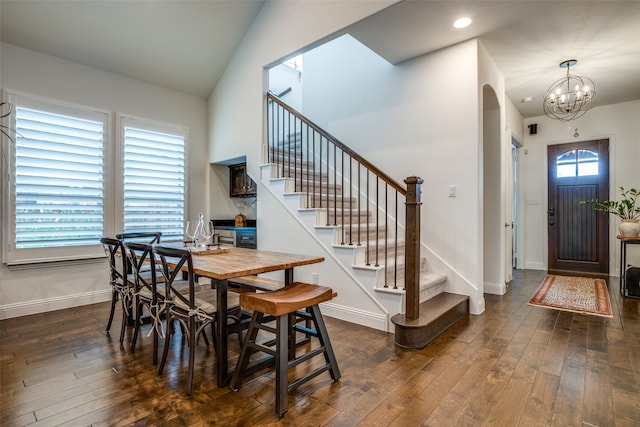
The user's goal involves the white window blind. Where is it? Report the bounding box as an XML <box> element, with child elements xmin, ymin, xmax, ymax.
<box><xmin>123</xmin><ymin>125</ymin><xmax>185</xmax><ymax>241</ymax></box>
<box><xmin>15</xmin><ymin>105</ymin><xmax>105</xmax><ymax>249</ymax></box>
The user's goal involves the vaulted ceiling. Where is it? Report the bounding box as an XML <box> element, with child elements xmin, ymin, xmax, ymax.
<box><xmin>2</xmin><ymin>1</ymin><xmax>639</xmax><ymax>118</ymax></box>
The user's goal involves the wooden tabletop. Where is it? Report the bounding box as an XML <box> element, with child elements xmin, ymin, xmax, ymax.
<box><xmin>617</xmin><ymin>235</ymin><xmax>640</xmax><ymax>242</ymax></box>
<box><xmin>161</xmin><ymin>245</ymin><xmax>324</xmax><ymax>280</ymax></box>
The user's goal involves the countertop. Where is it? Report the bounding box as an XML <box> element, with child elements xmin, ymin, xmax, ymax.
<box><xmin>212</xmin><ymin>219</ymin><xmax>256</xmax><ymax>229</ymax></box>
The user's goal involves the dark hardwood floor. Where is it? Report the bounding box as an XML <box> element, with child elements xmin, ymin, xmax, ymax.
<box><xmin>1</xmin><ymin>270</ymin><xmax>639</xmax><ymax>426</ymax></box>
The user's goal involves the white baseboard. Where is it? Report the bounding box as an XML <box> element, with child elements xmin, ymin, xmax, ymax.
<box><xmin>0</xmin><ymin>289</ymin><xmax>112</xmax><ymax>320</ymax></box>
<box><xmin>319</xmin><ymin>301</ymin><xmax>389</xmax><ymax>332</ymax></box>
<box><xmin>484</xmin><ymin>281</ymin><xmax>506</xmax><ymax>295</ymax></box>
<box><xmin>524</xmin><ymin>261</ymin><xmax>545</xmax><ymax>270</ymax></box>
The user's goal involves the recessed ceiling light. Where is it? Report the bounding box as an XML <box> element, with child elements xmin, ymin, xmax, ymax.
<box><xmin>453</xmin><ymin>17</ymin><xmax>472</xmax><ymax>29</ymax></box>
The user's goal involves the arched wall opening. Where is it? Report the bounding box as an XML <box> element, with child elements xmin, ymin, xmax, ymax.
<box><xmin>482</xmin><ymin>84</ymin><xmax>505</xmax><ymax>294</ymax></box>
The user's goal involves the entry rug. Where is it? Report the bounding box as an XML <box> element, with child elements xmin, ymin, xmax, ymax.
<box><xmin>528</xmin><ymin>275</ymin><xmax>612</xmax><ymax>318</ymax></box>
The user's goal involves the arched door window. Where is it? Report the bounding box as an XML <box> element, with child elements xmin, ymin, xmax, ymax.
<box><xmin>556</xmin><ymin>149</ymin><xmax>599</xmax><ymax>177</ymax></box>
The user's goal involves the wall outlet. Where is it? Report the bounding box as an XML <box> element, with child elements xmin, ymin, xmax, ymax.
<box><xmin>448</xmin><ymin>185</ymin><xmax>456</xmax><ymax>198</ymax></box>
<box><xmin>312</xmin><ymin>272</ymin><xmax>319</xmax><ymax>284</ymax></box>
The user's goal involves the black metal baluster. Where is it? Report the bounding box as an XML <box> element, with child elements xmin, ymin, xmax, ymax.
<box><xmin>365</xmin><ymin>172</ymin><xmax>369</xmax><ymax>265</ymax></box>
<box><xmin>394</xmin><ymin>191</ymin><xmax>398</xmax><ymax>290</ymax></box>
<box><xmin>333</xmin><ymin>149</ymin><xmax>346</xmax><ymax>237</ymax></box>
<box><xmin>384</xmin><ymin>184</ymin><xmax>389</xmax><ymax>288</ymax></box>
<box><xmin>295</xmin><ymin>117</ymin><xmax>300</xmax><ymax>189</ymax></box>
<box><xmin>305</xmin><ymin>125</ymin><xmax>312</xmax><ymax>207</ymax></box>
<box><xmin>313</xmin><ymin>131</ymin><xmax>317</xmax><ymax>208</ymax></box>
<box><xmin>357</xmin><ymin>162</ymin><xmax>361</xmax><ymax>247</ymax></box>
<box><xmin>375</xmin><ymin>176</ymin><xmax>379</xmax><ymax>268</ymax></box>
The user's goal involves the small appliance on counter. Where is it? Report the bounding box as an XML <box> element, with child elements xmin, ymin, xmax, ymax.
<box><xmin>235</xmin><ymin>213</ymin><xmax>247</xmax><ymax>227</ymax></box>
<box><xmin>212</xmin><ymin>218</ymin><xmax>257</xmax><ymax>249</ymax></box>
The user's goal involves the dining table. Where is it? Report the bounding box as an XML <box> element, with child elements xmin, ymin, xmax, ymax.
<box><xmin>163</xmin><ymin>245</ymin><xmax>325</xmax><ymax>387</ymax></box>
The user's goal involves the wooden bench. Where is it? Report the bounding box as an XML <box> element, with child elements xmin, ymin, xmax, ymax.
<box><xmin>228</xmin><ymin>275</ymin><xmax>285</xmax><ymax>292</ymax></box>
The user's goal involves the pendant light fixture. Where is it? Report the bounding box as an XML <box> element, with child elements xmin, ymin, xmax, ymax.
<box><xmin>543</xmin><ymin>59</ymin><xmax>596</xmax><ymax>122</ymax></box>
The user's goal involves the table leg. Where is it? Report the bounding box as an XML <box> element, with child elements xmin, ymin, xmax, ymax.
<box><xmin>620</xmin><ymin>241</ymin><xmax>626</xmax><ymax>296</ymax></box>
<box><xmin>284</xmin><ymin>268</ymin><xmax>293</xmax><ymax>286</ymax></box>
<box><xmin>284</xmin><ymin>268</ymin><xmax>296</xmax><ymax>359</ymax></box>
<box><xmin>215</xmin><ymin>278</ymin><xmax>229</xmax><ymax>387</ymax></box>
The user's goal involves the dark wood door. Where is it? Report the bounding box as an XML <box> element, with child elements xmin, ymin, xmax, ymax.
<box><xmin>548</xmin><ymin>139</ymin><xmax>609</xmax><ymax>275</ymax></box>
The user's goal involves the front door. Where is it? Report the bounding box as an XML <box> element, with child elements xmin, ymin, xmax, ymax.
<box><xmin>547</xmin><ymin>139</ymin><xmax>609</xmax><ymax>275</ymax></box>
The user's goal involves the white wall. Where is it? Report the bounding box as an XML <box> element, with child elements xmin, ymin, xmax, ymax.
<box><xmin>301</xmin><ymin>36</ymin><xmax>503</xmax><ymax>314</ymax></box>
<box><xmin>269</xmin><ymin>63</ymin><xmax>303</xmax><ymax>112</ymax></box>
<box><xmin>522</xmin><ymin>100</ymin><xmax>640</xmax><ymax>274</ymax></box>
<box><xmin>207</xmin><ymin>1</ymin><xmax>395</xmax><ymax>171</ymax></box>
<box><xmin>0</xmin><ymin>43</ymin><xmax>208</xmax><ymax>318</ymax></box>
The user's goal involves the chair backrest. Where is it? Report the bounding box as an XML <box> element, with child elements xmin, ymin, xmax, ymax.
<box><xmin>116</xmin><ymin>232</ymin><xmax>162</xmax><ymax>273</ymax></box>
<box><xmin>124</xmin><ymin>241</ymin><xmax>158</xmax><ymax>302</ymax></box>
<box><xmin>116</xmin><ymin>232</ymin><xmax>162</xmax><ymax>244</ymax></box>
<box><xmin>153</xmin><ymin>246</ymin><xmax>196</xmax><ymax>311</ymax></box>
<box><xmin>100</xmin><ymin>236</ymin><xmax>127</xmax><ymax>288</ymax></box>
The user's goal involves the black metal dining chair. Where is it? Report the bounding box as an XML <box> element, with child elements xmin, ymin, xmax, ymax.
<box><xmin>101</xmin><ymin>232</ymin><xmax>163</xmax><ymax>345</ymax></box>
<box><xmin>153</xmin><ymin>245</ymin><xmax>243</xmax><ymax>396</ymax></box>
<box><xmin>100</xmin><ymin>236</ymin><xmax>134</xmax><ymax>344</ymax></box>
<box><xmin>124</xmin><ymin>242</ymin><xmax>165</xmax><ymax>364</ymax></box>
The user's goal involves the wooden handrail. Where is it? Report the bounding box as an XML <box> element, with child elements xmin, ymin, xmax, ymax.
<box><xmin>267</xmin><ymin>92</ymin><xmax>406</xmax><ymax>196</ymax></box>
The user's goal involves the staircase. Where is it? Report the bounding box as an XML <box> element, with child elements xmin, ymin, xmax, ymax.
<box><xmin>262</xmin><ymin>92</ymin><xmax>468</xmax><ymax>346</ymax></box>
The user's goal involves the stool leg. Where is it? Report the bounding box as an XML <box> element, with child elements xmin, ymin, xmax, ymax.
<box><xmin>230</xmin><ymin>311</ymin><xmax>263</xmax><ymax>391</ymax></box>
<box><xmin>288</xmin><ymin>312</ymin><xmax>296</xmax><ymax>360</ymax></box>
<box><xmin>276</xmin><ymin>313</ymin><xmax>289</xmax><ymax>418</ymax></box>
<box><xmin>310</xmin><ymin>305</ymin><xmax>341</xmax><ymax>381</ymax></box>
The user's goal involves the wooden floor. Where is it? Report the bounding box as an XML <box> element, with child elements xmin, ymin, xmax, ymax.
<box><xmin>1</xmin><ymin>270</ymin><xmax>639</xmax><ymax>426</ymax></box>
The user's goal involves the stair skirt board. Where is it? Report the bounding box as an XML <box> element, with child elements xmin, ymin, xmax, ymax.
<box><xmin>320</xmin><ymin>302</ymin><xmax>389</xmax><ymax>332</ymax></box>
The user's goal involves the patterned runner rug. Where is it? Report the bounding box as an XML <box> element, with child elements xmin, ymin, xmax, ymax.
<box><xmin>528</xmin><ymin>275</ymin><xmax>612</xmax><ymax>318</ymax></box>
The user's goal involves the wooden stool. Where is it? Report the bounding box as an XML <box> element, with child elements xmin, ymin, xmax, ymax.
<box><xmin>230</xmin><ymin>282</ymin><xmax>341</xmax><ymax>417</ymax></box>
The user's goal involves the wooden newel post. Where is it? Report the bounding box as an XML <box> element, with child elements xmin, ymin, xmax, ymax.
<box><xmin>404</xmin><ymin>176</ymin><xmax>423</xmax><ymax>321</ymax></box>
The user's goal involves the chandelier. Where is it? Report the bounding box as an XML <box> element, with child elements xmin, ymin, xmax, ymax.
<box><xmin>543</xmin><ymin>59</ymin><xmax>596</xmax><ymax>122</ymax></box>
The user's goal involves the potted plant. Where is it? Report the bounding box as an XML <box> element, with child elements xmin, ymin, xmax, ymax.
<box><xmin>581</xmin><ymin>186</ymin><xmax>640</xmax><ymax>237</ymax></box>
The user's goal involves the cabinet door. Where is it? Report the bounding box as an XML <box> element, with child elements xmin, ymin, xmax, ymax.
<box><xmin>229</xmin><ymin>163</ymin><xmax>257</xmax><ymax>197</ymax></box>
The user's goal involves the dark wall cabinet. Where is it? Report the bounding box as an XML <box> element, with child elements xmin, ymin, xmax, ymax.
<box><xmin>229</xmin><ymin>163</ymin><xmax>257</xmax><ymax>197</ymax></box>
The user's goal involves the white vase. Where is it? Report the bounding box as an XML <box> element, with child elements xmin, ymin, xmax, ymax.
<box><xmin>619</xmin><ymin>219</ymin><xmax>640</xmax><ymax>237</ymax></box>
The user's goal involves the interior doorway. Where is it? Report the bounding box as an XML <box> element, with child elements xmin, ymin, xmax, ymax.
<box><xmin>510</xmin><ymin>138</ymin><xmax>521</xmax><ymax>270</ymax></box>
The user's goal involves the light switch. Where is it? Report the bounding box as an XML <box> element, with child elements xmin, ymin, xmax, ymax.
<box><xmin>448</xmin><ymin>185</ymin><xmax>456</xmax><ymax>198</ymax></box>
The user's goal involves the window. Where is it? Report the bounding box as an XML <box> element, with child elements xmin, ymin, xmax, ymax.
<box><xmin>3</xmin><ymin>93</ymin><xmax>188</xmax><ymax>265</ymax></box>
<box><xmin>556</xmin><ymin>149</ymin><xmax>599</xmax><ymax>178</ymax></box>
<box><xmin>4</xmin><ymin>94</ymin><xmax>108</xmax><ymax>264</ymax></box>
<box><xmin>122</xmin><ymin>119</ymin><xmax>185</xmax><ymax>240</ymax></box>
<box><xmin>15</xmin><ymin>105</ymin><xmax>105</xmax><ymax>249</ymax></box>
